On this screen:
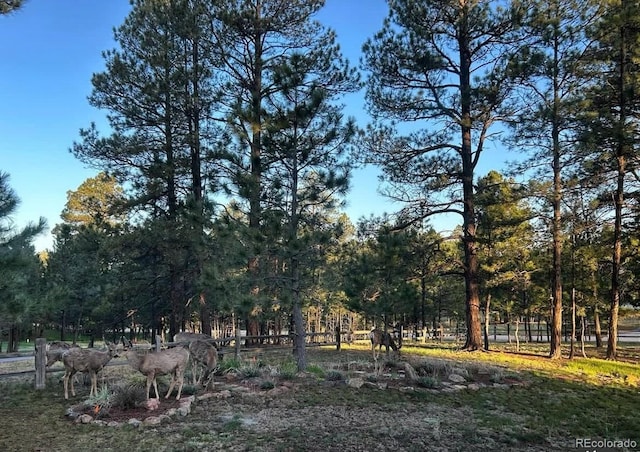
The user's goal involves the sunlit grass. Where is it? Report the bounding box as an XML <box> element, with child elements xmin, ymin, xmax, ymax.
<box><xmin>334</xmin><ymin>339</ymin><xmax>640</xmax><ymax>388</ymax></box>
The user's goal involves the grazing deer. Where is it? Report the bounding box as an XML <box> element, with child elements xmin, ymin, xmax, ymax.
<box><xmin>370</xmin><ymin>328</ymin><xmax>400</xmax><ymax>360</ymax></box>
<box><xmin>188</xmin><ymin>340</ymin><xmax>218</xmax><ymax>386</ymax></box>
<box><xmin>124</xmin><ymin>346</ymin><xmax>190</xmax><ymax>400</ymax></box>
<box><xmin>174</xmin><ymin>332</ymin><xmax>219</xmax><ymax>385</ymax></box>
<box><xmin>173</xmin><ymin>331</ymin><xmax>212</xmax><ymax>344</ymax></box>
<box><xmin>45</xmin><ymin>341</ymin><xmax>80</xmax><ymax>368</ymax></box>
<box><xmin>62</xmin><ymin>342</ymin><xmax>119</xmax><ymax>400</ymax></box>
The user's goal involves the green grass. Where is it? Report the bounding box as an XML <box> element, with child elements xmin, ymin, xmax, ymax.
<box><xmin>2</xmin><ymin>346</ymin><xmax>640</xmax><ymax>451</ymax></box>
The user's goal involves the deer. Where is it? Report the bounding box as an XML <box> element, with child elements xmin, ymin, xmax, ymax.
<box><xmin>45</xmin><ymin>341</ymin><xmax>80</xmax><ymax>368</ymax></box>
<box><xmin>187</xmin><ymin>339</ymin><xmax>218</xmax><ymax>386</ymax></box>
<box><xmin>173</xmin><ymin>331</ymin><xmax>212</xmax><ymax>343</ymax></box>
<box><xmin>124</xmin><ymin>346</ymin><xmax>190</xmax><ymax>400</ymax></box>
<box><xmin>370</xmin><ymin>328</ymin><xmax>400</xmax><ymax>360</ymax></box>
<box><xmin>62</xmin><ymin>342</ymin><xmax>119</xmax><ymax>400</ymax></box>
<box><xmin>174</xmin><ymin>332</ymin><xmax>219</xmax><ymax>385</ymax></box>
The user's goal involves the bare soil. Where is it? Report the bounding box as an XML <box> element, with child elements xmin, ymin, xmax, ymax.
<box><xmin>1</xmin><ymin>347</ymin><xmax>639</xmax><ymax>451</ymax></box>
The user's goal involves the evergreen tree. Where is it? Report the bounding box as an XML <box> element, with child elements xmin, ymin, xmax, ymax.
<box><xmin>578</xmin><ymin>0</ymin><xmax>640</xmax><ymax>359</ymax></box>
<box><xmin>475</xmin><ymin>171</ymin><xmax>533</xmax><ymax>350</ymax></box>
<box><xmin>207</xmin><ymin>0</ymin><xmax>355</xmax><ymax>350</ymax></box>
<box><xmin>0</xmin><ymin>0</ymin><xmax>24</xmax><ymax>15</ymax></box>
<box><xmin>0</xmin><ymin>172</ymin><xmax>46</xmax><ymax>351</ymax></box>
<box><xmin>72</xmin><ymin>0</ymin><xmax>218</xmax><ymax>338</ymax></box>
<box><xmin>361</xmin><ymin>0</ymin><xmax>525</xmax><ymax>350</ymax></box>
<box><xmin>506</xmin><ymin>0</ymin><xmax>603</xmax><ymax>358</ymax></box>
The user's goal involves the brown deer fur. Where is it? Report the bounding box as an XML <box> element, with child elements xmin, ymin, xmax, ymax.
<box><xmin>124</xmin><ymin>346</ymin><xmax>190</xmax><ymax>400</ymax></box>
<box><xmin>62</xmin><ymin>342</ymin><xmax>119</xmax><ymax>400</ymax></box>
<box><xmin>369</xmin><ymin>329</ymin><xmax>399</xmax><ymax>359</ymax></box>
<box><xmin>46</xmin><ymin>341</ymin><xmax>80</xmax><ymax>368</ymax></box>
<box><xmin>188</xmin><ymin>340</ymin><xmax>218</xmax><ymax>386</ymax></box>
<box><xmin>173</xmin><ymin>331</ymin><xmax>212</xmax><ymax>343</ymax></box>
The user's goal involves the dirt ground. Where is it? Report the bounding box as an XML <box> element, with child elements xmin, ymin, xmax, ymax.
<box><xmin>0</xmin><ymin>349</ymin><xmax>604</xmax><ymax>451</ymax></box>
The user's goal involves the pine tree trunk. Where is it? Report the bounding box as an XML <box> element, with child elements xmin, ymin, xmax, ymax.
<box><xmin>483</xmin><ymin>294</ymin><xmax>491</xmax><ymax>351</ymax></box>
<box><xmin>594</xmin><ymin>308</ymin><xmax>603</xmax><ymax>348</ymax></box>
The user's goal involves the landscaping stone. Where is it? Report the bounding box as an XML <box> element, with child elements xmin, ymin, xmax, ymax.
<box><xmin>143</xmin><ymin>416</ymin><xmax>163</xmax><ymax>426</ymax></box>
<box><xmin>448</xmin><ymin>373</ymin><xmax>466</xmax><ymax>383</ymax></box>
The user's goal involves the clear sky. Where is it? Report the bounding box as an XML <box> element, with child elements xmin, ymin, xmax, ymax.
<box><xmin>0</xmin><ymin>0</ymin><xmax>458</xmax><ymax>252</ymax></box>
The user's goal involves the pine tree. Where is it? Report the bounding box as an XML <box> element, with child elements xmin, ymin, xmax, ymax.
<box><xmin>362</xmin><ymin>0</ymin><xmax>525</xmax><ymax>350</ymax></box>
<box><xmin>72</xmin><ymin>0</ymin><xmax>218</xmax><ymax>338</ymax></box>
<box><xmin>578</xmin><ymin>0</ymin><xmax>640</xmax><ymax>359</ymax></box>
<box><xmin>506</xmin><ymin>0</ymin><xmax>603</xmax><ymax>358</ymax></box>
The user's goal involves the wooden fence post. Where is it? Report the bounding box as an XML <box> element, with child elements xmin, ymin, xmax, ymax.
<box><xmin>155</xmin><ymin>335</ymin><xmax>162</xmax><ymax>352</ymax></box>
<box><xmin>35</xmin><ymin>338</ymin><xmax>46</xmax><ymax>390</ymax></box>
<box><xmin>235</xmin><ymin>328</ymin><xmax>241</xmax><ymax>360</ymax></box>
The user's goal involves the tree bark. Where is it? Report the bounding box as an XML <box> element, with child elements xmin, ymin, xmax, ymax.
<box><xmin>459</xmin><ymin>14</ymin><xmax>482</xmax><ymax>351</ymax></box>
<box><xmin>483</xmin><ymin>294</ymin><xmax>491</xmax><ymax>351</ymax></box>
<box><xmin>594</xmin><ymin>307</ymin><xmax>602</xmax><ymax>348</ymax></box>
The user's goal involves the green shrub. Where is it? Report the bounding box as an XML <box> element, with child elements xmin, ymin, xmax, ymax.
<box><xmin>325</xmin><ymin>370</ymin><xmax>344</xmax><ymax>382</ymax></box>
<box><xmin>278</xmin><ymin>361</ymin><xmax>298</xmax><ymax>380</ymax></box>
<box><xmin>306</xmin><ymin>364</ymin><xmax>326</xmax><ymax>379</ymax></box>
<box><xmin>109</xmin><ymin>383</ymin><xmax>146</xmax><ymax>410</ymax></box>
<box><xmin>259</xmin><ymin>380</ymin><xmax>275</xmax><ymax>390</ymax></box>
<box><xmin>416</xmin><ymin>376</ymin><xmax>441</xmax><ymax>389</ymax></box>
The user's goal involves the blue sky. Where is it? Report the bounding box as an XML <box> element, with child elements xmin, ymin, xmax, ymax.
<box><xmin>0</xmin><ymin>0</ymin><xmax>459</xmax><ymax>252</ymax></box>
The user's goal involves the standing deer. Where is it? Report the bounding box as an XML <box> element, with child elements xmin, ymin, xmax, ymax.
<box><xmin>188</xmin><ymin>340</ymin><xmax>218</xmax><ymax>386</ymax></box>
<box><xmin>62</xmin><ymin>342</ymin><xmax>119</xmax><ymax>400</ymax></box>
<box><xmin>45</xmin><ymin>341</ymin><xmax>80</xmax><ymax>368</ymax></box>
<box><xmin>124</xmin><ymin>346</ymin><xmax>190</xmax><ymax>400</ymax></box>
<box><xmin>370</xmin><ymin>328</ymin><xmax>400</xmax><ymax>360</ymax></box>
<box><xmin>174</xmin><ymin>332</ymin><xmax>219</xmax><ymax>385</ymax></box>
<box><xmin>174</xmin><ymin>331</ymin><xmax>212</xmax><ymax>344</ymax></box>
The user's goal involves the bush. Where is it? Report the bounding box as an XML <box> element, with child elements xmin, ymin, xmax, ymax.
<box><xmin>306</xmin><ymin>364</ymin><xmax>326</xmax><ymax>379</ymax></box>
<box><xmin>325</xmin><ymin>370</ymin><xmax>344</xmax><ymax>382</ymax></box>
<box><xmin>416</xmin><ymin>376</ymin><xmax>441</xmax><ymax>389</ymax></box>
<box><xmin>109</xmin><ymin>382</ymin><xmax>146</xmax><ymax>410</ymax></box>
<box><xmin>278</xmin><ymin>361</ymin><xmax>298</xmax><ymax>380</ymax></box>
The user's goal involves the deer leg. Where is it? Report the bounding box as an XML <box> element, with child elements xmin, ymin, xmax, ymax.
<box><xmin>70</xmin><ymin>371</ymin><xmax>77</xmax><ymax>397</ymax></box>
<box><xmin>165</xmin><ymin>375</ymin><xmax>177</xmax><ymax>399</ymax></box>
<box><xmin>146</xmin><ymin>375</ymin><xmax>155</xmax><ymax>400</ymax></box>
<box><xmin>175</xmin><ymin>372</ymin><xmax>184</xmax><ymax>400</ymax></box>
<box><xmin>192</xmin><ymin>362</ymin><xmax>199</xmax><ymax>386</ymax></box>
<box><xmin>64</xmin><ymin>371</ymin><xmax>70</xmax><ymax>399</ymax></box>
<box><xmin>90</xmin><ymin>372</ymin><xmax>97</xmax><ymax>398</ymax></box>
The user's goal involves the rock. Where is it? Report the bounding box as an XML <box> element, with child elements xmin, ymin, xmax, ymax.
<box><xmin>65</xmin><ymin>408</ymin><xmax>80</xmax><ymax>419</ymax></box>
<box><xmin>347</xmin><ymin>377</ymin><xmax>365</xmax><ymax>388</ymax></box>
<box><xmin>467</xmin><ymin>383</ymin><xmax>482</xmax><ymax>391</ymax></box>
<box><xmin>451</xmin><ymin>367</ymin><xmax>469</xmax><ymax>377</ymax></box>
<box><xmin>75</xmin><ymin>414</ymin><xmax>93</xmax><ymax>424</ymax></box>
<box><xmin>267</xmin><ymin>386</ymin><xmax>289</xmax><ymax>397</ymax></box>
<box><xmin>107</xmin><ymin>421</ymin><xmax>121</xmax><ymax>428</ymax></box>
<box><xmin>143</xmin><ymin>399</ymin><xmax>160</xmax><ymax>411</ymax></box>
<box><xmin>128</xmin><ymin>418</ymin><xmax>142</xmax><ymax>427</ymax></box>
<box><xmin>404</xmin><ymin>362</ymin><xmax>419</xmax><ymax>381</ymax></box>
<box><xmin>448</xmin><ymin>373</ymin><xmax>466</xmax><ymax>383</ymax></box>
<box><xmin>143</xmin><ymin>416</ymin><xmax>163</xmax><ymax>426</ymax></box>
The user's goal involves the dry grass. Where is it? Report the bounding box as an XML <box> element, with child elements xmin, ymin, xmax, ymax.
<box><xmin>0</xmin><ymin>346</ymin><xmax>639</xmax><ymax>451</ymax></box>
